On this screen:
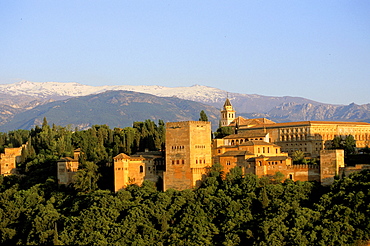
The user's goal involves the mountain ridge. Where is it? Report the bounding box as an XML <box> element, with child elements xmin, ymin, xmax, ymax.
<box><xmin>0</xmin><ymin>80</ymin><xmax>330</xmax><ymax>112</ymax></box>
<box><xmin>0</xmin><ymin>81</ymin><xmax>369</xmax><ymax>131</ymax></box>
<box><xmin>0</xmin><ymin>90</ymin><xmax>221</xmax><ymax>132</ymax></box>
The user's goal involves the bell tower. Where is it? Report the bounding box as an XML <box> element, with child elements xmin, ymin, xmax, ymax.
<box><xmin>220</xmin><ymin>97</ymin><xmax>236</xmax><ymax>127</ymax></box>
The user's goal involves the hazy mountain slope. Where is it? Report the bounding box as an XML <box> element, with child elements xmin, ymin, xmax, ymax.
<box><xmin>0</xmin><ymin>81</ymin><xmax>323</xmax><ymax>113</ymax></box>
<box><xmin>0</xmin><ymin>90</ymin><xmax>220</xmax><ymax>132</ymax></box>
<box><xmin>1</xmin><ymin>81</ymin><xmax>370</xmax><ymax>125</ymax></box>
<box><xmin>267</xmin><ymin>102</ymin><xmax>370</xmax><ymax>122</ymax></box>
<box><xmin>0</xmin><ymin>93</ymin><xmax>53</xmax><ymax>125</ymax></box>
<box><xmin>237</xmin><ymin>102</ymin><xmax>370</xmax><ymax>123</ymax></box>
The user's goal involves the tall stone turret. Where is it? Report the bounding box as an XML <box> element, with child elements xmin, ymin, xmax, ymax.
<box><xmin>220</xmin><ymin>97</ymin><xmax>236</xmax><ymax>127</ymax></box>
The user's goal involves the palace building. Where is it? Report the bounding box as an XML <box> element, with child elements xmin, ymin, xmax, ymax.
<box><xmin>111</xmin><ymin>98</ymin><xmax>370</xmax><ymax>191</ymax></box>
<box><xmin>57</xmin><ymin>149</ymin><xmax>81</xmax><ymax>185</ymax></box>
<box><xmin>221</xmin><ymin>98</ymin><xmax>370</xmax><ymax>157</ymax></box>
<box><xmin>213</xmin><ymin>97</ymin><xmax>370</xmax><ymax>184</ymax></box>
<box><xmin>0</xmin><ymin>146</ymin><xmax>23</xmax><ymax>176</ymax></box>
<box><xmin>113</xmin><ymin>150</ymin><xmax>164</xmax><ymax>192</ymax></box>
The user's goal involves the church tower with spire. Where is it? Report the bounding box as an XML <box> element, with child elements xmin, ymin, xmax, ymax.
<box><xmin>220</xmin><ymin>97</ymin><xmax>236</xmax><ymax>127</ymax></box>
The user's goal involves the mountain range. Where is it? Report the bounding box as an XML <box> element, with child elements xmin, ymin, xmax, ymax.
<box><xmin>0</xmin><ymin>80</ymin><xmax>369</xmax><ymax>132</ymax></box>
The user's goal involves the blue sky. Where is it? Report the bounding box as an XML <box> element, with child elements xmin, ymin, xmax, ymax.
<box><xmin>1</xmin><ymin>1</ymin><xmax>369</xmax><ymax>105</ymax></box>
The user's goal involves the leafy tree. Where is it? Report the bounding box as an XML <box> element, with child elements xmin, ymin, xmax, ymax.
<box><xmin>73</xmin><ymin>161</ymin><xmax>101</xmax><ymax>192</ymax></box>
<box><xmin>199</xmin><ymin>110</ymin><xmax>208</xmax><ymax>121</ymax></box>
<box><xmin>329</xmin><ymin>135</ymin><xmax>356</xmax><ymax>156</ymax></box>
<box><xmin>214</xmin><ymin>126</ymin><xmax>234</xmax><ymax>139</ymax></box>
<box><xmin>292</xmin><ymin>150</ymin><xmax>305</xmax><ymax>164</ymax></box>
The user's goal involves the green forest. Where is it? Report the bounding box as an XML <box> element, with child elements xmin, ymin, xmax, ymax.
<box><xmin>0</xmin><ymin>119</ymin><xmax>370</xmax><ymax>245</ymax></box>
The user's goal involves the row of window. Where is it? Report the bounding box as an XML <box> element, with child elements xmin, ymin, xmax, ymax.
<box><xmin>281</xmin><ymin>128</ymin><xmax>307</xmax><ymax>133</ymax></box>
<box><xmin>172</xmin><ymin>160</ymin><xmax>185</xmax><ymax>165</ymax></box>
<box><xmin>195</xmin><ymin>145</ymin><xmax>206</xmax><ymax>149</ymax></box>
<box><xmin>281</xmin><ymin>135</ymin><xmax>307</xmax><ymax>141</ymax></box>
<box><xmin>256</xmin><ymin>147</ymin><xmax>279</xmax><ymax>154</ymax></box>
<box><xmin>267</xmin><ymin>161</ymin><xmax>283</xmax><ymax>165</ymax></box>
<box><xmin>285</xmin><ymin>143</ymin><xmax>308</xmax><ymax>146</ymax></box>
<box><xmin>230</xmin><ymin>138</ymin><xmax>264</xmax><ymax>145</ymax></box>
<box><xmin>171</xmin><ymin>146</ymin><xmax>185</xmax><ymax>150</ymax></box>
<box><xmin>221</xmin><ymin>113</ymin><xmax>234</xmax><ymax>118</ymax></box>
<box><xmin>170</xmin><ymin>159</ymin><xmax>207</xmax><ymax>165</ymax></box>
<box><xmin>115</xmin><ymin>166</ymin><xmax>153</xmax><ymax>173</ymax></box>
<box><xmin>282</xmin><ymin>148</ymin><xmax>308</xmax><ymax>152</ymax></box>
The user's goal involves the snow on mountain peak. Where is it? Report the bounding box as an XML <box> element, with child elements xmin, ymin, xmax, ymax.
<box><xmin>0</xmin><ymin>81</ymin><xmax>229</xmax><ymax>104</ymax></box>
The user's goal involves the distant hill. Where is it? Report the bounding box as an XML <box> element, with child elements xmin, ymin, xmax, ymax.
<box><xmin>0</xmin><ymin>90</ymin><xmax>220</xmax><ymax>132</ymax></box>
<box><xmin>0</xmin><ymin>81</ymin><xmax>369</xmax><ymax>130</ymax></box>
<box><xmin>0</xmin><ymin>93</ymin><xmax>53</xmax><ymax>126</ymax></box>
<box><xmin>0</xmin><ymin>80</ymin><xmax>324</xmax><ymax>113</ymax></box>
<box><xmin>239</xmin><ymin>102</ymin><xmax>370</xmax><ymax>123</ymax></box>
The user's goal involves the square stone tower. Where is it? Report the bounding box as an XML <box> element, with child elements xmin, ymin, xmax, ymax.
<box><xmin>320</xmin><ymin>149</ymin><xmax>345</xmax><ymax>186</ymax></box>
<box><xmin>164</xmin><ymin>121</ymin><xmax>212</xmax><ymax>190</ymax></box>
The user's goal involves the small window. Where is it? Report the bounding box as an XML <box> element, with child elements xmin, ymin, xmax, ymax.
<box><xmin>140</xmin><ymin>166</ymin><xmax>143</xmax><ymax>173</ymax></box>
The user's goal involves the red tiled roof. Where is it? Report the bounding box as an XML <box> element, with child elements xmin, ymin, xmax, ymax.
<box><xmin>223</xmin><ymin>131</ymin><xmax>267</xmax><ymax>139</ymax></box>
<box><xmin>240</xmin><ymin>120</ymin><xmax>370</xmax><ymax>130</ymax></box>
<box><xmin>113</xmin><ymin>153</ymin><xmax>131</xmax><ymax>159</ymax></box>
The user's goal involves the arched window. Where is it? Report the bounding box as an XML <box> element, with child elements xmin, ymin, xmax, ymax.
<box><xmin>140</xmin><ymin>166</ymin><xmax>143</xmax><ymax>173</ymax></box>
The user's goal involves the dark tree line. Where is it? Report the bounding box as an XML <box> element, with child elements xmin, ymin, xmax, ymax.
<box><xmin>1</xmin><ymin>165</ymin><xmax>370</xmax><ymax>245</ymax></box>
<box><xmin>0</xmin><ymin>120</ymin><xmax>370</xmax><ymax>245</ymax></box>
<box><xmin>2</xmin><ymin>118</ymin><xmax>165</xmax><ymax>191</ymax></box>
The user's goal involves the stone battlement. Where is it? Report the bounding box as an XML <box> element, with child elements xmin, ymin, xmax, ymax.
<box><xmin>288</xmin><ymin>164</ymin><xmax>319</xmax><ymax>170</ymax></box>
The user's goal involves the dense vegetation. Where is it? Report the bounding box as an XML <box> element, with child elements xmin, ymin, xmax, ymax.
<box><xmin>0</xmin><ymin>119</ymin><xmax>370</xmax><ymax>245</ymax></box>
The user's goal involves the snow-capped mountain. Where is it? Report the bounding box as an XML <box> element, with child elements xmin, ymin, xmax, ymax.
<box><xmin>0</xmin><ymin>80</ymin><xmax>322</xmax><ymax>113</ymax></box>
<box><xmin>0</xmin><ymin>80</ymin><xmax>369</xmax><ymax>131</ymax></box>
<box><xmin>0</xmin><ymin>80</ymin><xmax>227</xmax><ymax>104</ymax></box>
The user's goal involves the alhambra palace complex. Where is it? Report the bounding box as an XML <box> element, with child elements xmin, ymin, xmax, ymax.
<box><xmin>111</xmin><ymin>98</ymin><xmax>370</xmax><ymax>191</ymax></box>
<box><xmin>1</xmin><ymin>98</ymin><xmax>370</xmax><ymax>191</ymax></box>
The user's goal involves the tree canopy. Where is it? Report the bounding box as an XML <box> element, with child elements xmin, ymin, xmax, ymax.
<box><xmin>0</xmin><ymin>121</ymin><xmax>370</xmax><ymax>245</ymax></box>
<box><xmin>199</xmin><ymin>110</ymin><xmax>208</xmax><ymax>121</ymax></box>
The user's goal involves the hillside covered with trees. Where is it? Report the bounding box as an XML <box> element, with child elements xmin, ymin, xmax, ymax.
<box><xmin>0</xmin><ymin>119</ymin><xmax>369</xmax><ymax>245</ymax></box>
